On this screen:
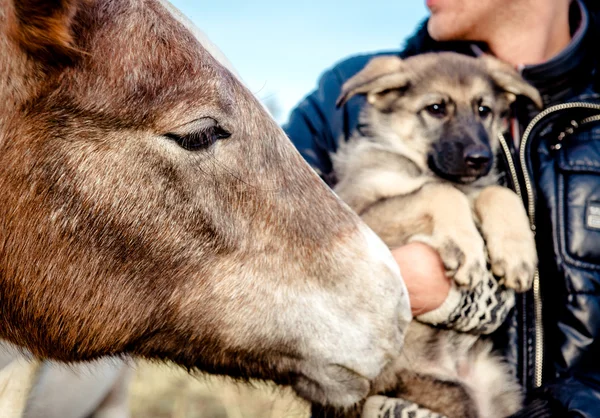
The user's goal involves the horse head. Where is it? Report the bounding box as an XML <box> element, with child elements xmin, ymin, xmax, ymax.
<box><xmin>0</xmin><ymin>0</ymin><xmax>411</xmax><ymax>407</ymax></box>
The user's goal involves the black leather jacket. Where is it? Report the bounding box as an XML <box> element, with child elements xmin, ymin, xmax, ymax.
<box><xmin>284</xmin><ymin>1</ymin><xmax>600</xmax><ymax>416</ymax></box>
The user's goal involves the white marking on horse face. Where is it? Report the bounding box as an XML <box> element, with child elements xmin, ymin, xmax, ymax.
<box><xmin>272</xmin><ymin>224</ymin><xmax>411</xmax><ymax>406</ymax></box>
<box><xmin>359</xmin><ymin>224</ymin><xmax>412</xmax><ymax>327</ymax></box>
<box><xmin>156</xmin><ymin>0</ymin><xmax>243</xmax><ymax>81</ymax></box>
<box><xmin>200</xmin><ymin>220</ymin><xmax>411</xmax><ymax>406</ymax></box>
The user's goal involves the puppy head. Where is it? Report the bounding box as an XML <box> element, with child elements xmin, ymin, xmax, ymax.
<box><xmin>337</xmin><ymin>53</ymin><xmax>541</xmax><ymax>184</ymax></box>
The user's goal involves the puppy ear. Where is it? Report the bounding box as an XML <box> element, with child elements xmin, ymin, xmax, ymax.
<box><xmin>336</xmin><ymin>55</ymin><xmax>411</xmax><ymax>108</ymax></box>
<box><xmin>480</xmin><ymin>55</ymin><xmax>543</xmax><ymax>108</ymax></box>
<box><xmin>9</xmin><ymin>0</ymin><xmax>81</xmax><ymax>63</ymax></box>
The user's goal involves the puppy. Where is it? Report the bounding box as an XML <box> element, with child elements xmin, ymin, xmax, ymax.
<box><xmin>331</xmin><ymin>52</ymin><xmax>540</xmax><ymax>418</ymax></box>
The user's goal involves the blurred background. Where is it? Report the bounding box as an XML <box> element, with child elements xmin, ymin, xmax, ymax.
<box><xmin>130</xmin><ymin>1</ymin><xmax>428</xmax><ymax>417</ymax></box>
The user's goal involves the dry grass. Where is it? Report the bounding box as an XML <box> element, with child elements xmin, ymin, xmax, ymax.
<box><xmin>129</xmin><ymin>361</ymin><xmax>310</xmax><ymax>418</ymax></box>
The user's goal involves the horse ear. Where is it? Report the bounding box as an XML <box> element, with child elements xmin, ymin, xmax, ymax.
<box><xmin>480</xmin><ymin>55</ymin><xmax>543</xmax><ymax>109</ymax></box>
<box><xmin>9</xmin><ymin>0</ymin><xmax>81</xmax><ymax>63</ymax></box>
<box><xmin>336</xmin><ymin>55</ymin><xmax>411</xmax><ymax>108</ymax></box>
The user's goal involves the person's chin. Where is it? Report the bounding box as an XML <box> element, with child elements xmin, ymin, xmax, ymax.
<box><xmin>427</xmin><ymin>16</ymin><xmax>465</xmax><ymax>41</ymax></box>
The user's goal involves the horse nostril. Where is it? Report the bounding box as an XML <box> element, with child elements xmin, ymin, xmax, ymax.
<box><xmin>464</xmin><ymin>147</ymin><xmax>492</xmax><ymax>169</ymax></box>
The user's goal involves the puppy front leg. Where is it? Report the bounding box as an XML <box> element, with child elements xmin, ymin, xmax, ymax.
<box><xmin>473</xmin><ymin>185</ymin><xmax>537</xmax><ymax>292</ymax></box>
<box><xmin>408</xmin><ymin>184</ymin><xmax>487</xmax><ymax>289</ymax></box>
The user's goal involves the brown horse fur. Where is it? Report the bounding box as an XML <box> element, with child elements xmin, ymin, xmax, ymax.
<box><xmin>0</xmin><ymin>0</ymin><xmax>413</xmax><ymax>408</ymax></box>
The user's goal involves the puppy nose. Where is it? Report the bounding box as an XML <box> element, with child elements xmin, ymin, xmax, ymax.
<box><xmin>464</xmin><ymin>145</ymin><xmax>492</xmax><ymax>169</ymax></box>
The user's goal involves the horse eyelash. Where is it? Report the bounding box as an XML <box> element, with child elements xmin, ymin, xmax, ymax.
<box><xmin>165</xmin><ymin>126</ymin><xmax>231</xmax><ymax>151</ymax></box>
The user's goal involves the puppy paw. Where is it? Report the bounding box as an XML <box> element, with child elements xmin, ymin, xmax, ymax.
<box><xmin>410</xmin><ymin>233</ymin><xmax>487</xmax><ymax>289</ymax></box>
<box><xmin>487</xmin><ymin>232</ymin><xmax>537</xmax><ymax>292</ymax></box>
<box><xmin>450</xmin><ymin>238</ymin><xmax>487</xmax><ymax>289</ymax></box>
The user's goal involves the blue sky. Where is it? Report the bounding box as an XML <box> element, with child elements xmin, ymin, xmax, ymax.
<box><xmin>169</xmin><ymin>1</ymin><xmax>429</xmax><ymax>123</ymax></box>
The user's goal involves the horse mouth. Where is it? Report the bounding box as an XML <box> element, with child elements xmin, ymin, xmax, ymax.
<box><xmin>291</xmin><ymin>364</ymin><xmax>371</xmax><ymax>407</ymax></box>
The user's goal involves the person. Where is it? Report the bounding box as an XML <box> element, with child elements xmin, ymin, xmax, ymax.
<box><xmin>284</xmin><ymin>0</ymin><xmax>600</xmax><ymax>416</ymax></box>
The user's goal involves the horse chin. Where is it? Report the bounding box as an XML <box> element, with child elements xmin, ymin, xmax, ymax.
<box><xmin>292</xmin><ymin>363</ymin><xmax>370</xmax><ymax>407</ymax></box>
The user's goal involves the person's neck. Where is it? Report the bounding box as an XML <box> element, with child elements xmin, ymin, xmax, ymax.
<box><xmin>483</xmin><ymin>0</ymin><xmax>572</xmax><ymax>67</ymax></box>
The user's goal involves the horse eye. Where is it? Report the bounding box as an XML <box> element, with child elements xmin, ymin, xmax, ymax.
<box><xmin>166</xmin><ymin>126</ymin><xmax>231</xmax><ymax>151</ymax></box>
<box><xmin>478</xmin><ymin>105</ymin><xmax>493</xmax><ymax>119</ymax></box>
<box><xmin>425</xmin><ymin>102</ymin><xmax>447</xmax><ymax>118</ymax></box>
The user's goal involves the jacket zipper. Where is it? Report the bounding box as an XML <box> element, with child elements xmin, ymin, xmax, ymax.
<box><xmin>580</xmin><ymin>114</ymin><xmax>600</xmax><ymax>125</ymax></box>
<box><xmin>498</xmin><ymin>132</ymin><xmax>531</xmax><ymax>388</ymax></box>
<box><xmin>501</xmin><ymin>101</ymin><xmax>600</xmax><ymax>389</ymax></box>
<box><xmin>498</xmin><ymin>133</ymin><xmax>523</xmax><ymax>199</ymax></box>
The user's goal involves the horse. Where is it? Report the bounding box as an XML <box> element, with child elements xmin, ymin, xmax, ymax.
<box><xmin>0</xmin><ymin>0</ymin><xmax>412</xmax><ymax>413</ymax></box>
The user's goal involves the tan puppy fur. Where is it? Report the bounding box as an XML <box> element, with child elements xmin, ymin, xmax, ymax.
<box><xmin>330</xmin><ymin>53</ymin><xmax>540</xmax><ymax>418</ymax></box>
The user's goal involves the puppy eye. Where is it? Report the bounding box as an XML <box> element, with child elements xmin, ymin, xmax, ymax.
<box><xmin>425</xmin><ymin>102</ymin><xmax>447</xmax><ymax>118</ymax></box>
<box><xmin>166</xmin><ymin>125</ymin><xmax>231</xmax><ymax>151</ymax></box>
<box><xmin>478</xmin><ymin>105</ymin><xmax>493</xmax><ymax>119</ymax></box>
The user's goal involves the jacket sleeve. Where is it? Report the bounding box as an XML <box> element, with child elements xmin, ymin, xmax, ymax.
<box><xmin>282</xmin><ymin>66</ymin><xmax>345</xmax><ymax>181</ymax></box>
<box><xmin>283</xmin><ymin>53</ymin><xmax>387</xmax><ymax>183</ymax></box>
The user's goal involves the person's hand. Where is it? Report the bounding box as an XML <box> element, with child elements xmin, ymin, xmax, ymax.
<box><xmin>392</xmin><ymin>242</ymin><xmax>515</xmax><ymax>334</ymax></box>
<box><xmin>391</xmin><ymin>242</ymin><xmax>451</xmax><ymax>316</ymax></box>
